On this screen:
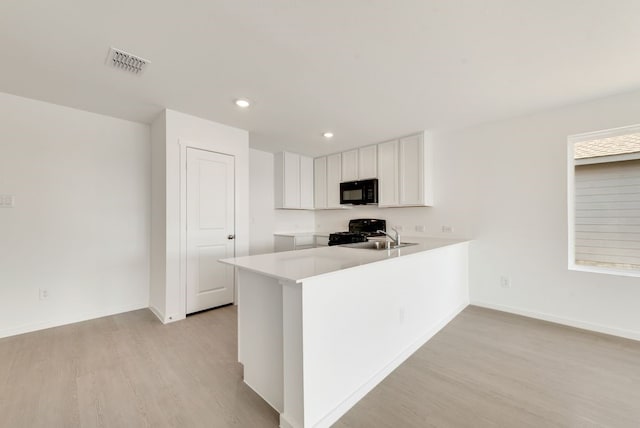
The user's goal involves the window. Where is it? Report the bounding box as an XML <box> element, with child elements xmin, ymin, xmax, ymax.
<box><xmin>568</xmin><ymin>125</ymin><xmax>640</xmax><ymax>277</ymax></box>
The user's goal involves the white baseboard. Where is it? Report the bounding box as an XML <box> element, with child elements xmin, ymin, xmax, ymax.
<box><xmin>163</xmin><ymin>313</ymin><xmax>185</xmax><ymax>324</ymax></box>
<box><xmin>0</xmin><ymin>302</ymin><xmax>148</xmax><ymax>340</ymax></box>
<box><xmin>243</xmin><ymin>379</ymin><xmax>282</xmax><ymax>414</ymax></box>
<box><xmin>148</xmin><ymin>304</ymin><xmax>186</xmax><ymax>324</ymax></box>
<box><xmin>148</xmin><ymin>305</ymin><xmax>165</xmax><ymax>323</ymax></box>
<box><xmin>313</xmin><ymin>300</ymin><xmax>469</xmax><ymax>428</ymax></box>
<box><xmin>279</xmin><ymin>414</ymin><xmax>297</xmax><ymax>428</ymax></box>
<box><xmin>471</xmin><ymin>300</ymin><xmax>640</xmax><ymax>342</ymax></box>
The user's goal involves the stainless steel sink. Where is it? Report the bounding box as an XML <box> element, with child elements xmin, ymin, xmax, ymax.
<box><xmin>341</xmin><ymin>241</ymin><xmax>418</xmax><ymax>250</ymax></box>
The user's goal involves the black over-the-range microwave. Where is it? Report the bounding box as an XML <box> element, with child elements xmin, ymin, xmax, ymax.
<box><xmin>340</xmin><ymin>179</ymin><xmax>378</xmax><ymax>205</ymax></box>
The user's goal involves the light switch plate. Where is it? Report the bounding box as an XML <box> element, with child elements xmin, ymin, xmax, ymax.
<box><xmin>0</xmin><ymin>195</ymin><xmax>15</xmax><ymax>208</ymax></box>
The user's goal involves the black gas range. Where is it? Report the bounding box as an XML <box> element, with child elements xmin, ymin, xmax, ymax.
<box><xmin>328</xmin><ymin>219</ymin><xmax>386</xmax><ymax>246</ymax></box>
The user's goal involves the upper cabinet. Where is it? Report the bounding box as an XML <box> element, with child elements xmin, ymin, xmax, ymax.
<box><xmin>275</xmin><ymin>152</ymin><xmax>314</xmax><ymax>209</ymax></box>
<box><xmin>326</xmin><ymin>153</ymin><xmax>343</xmax><ymax>208</ymax></box>
<box><xmin>277</xmin><ymin>131</ymin><xmax>431</xmax><ymax>210</ymax></box>
<box><xmin>399</xmin><ymin>134</ymin><xmax>428</xmax><ymax>206</ymax></box>
<box><xmin>358</xmin><ymin>145</ymin><xmax>377</xmax><ymax>179</ymax></box>
<box><xmin>341</xmin><ymin>146</ymin><xmax>377</xmax><ymax>181</ymax></box>
<box><xmin>299</xmin><ymin>156</ymin><xmax>314</xmax><ymax>209</ymax></box>
<box><xmin>314</xmin><ymin>153</ymin><xmax>342</xmax><ymax>209</ymax></box>
<box><xmin>377</xmin><ymin>140</ymin><xmax>399</xmax><ymax>206</ymax></box>
<box><xmin>378</xmin><ymin>132</ymin><xmax>433</xmax><ymax>207</ymax></box>
<box><xmin>313</xmin><ymin>157</ymin><xmax>327</xmax><ymax>209</ymax></box>
<box><xmin>341</xmin><ymin>149</ymin><xmax>358</xmax><ymax>182</ymax></box>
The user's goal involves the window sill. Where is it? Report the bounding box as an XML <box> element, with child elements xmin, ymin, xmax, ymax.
<box><xmin>569</xmin><ymin>263</ymin><xmax>640</xmax><ymax>278</ymax></box>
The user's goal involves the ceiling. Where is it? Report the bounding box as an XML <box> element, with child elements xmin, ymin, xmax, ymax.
<box><xmin>2</xmin><ymin>1</ymin><xmax>640</xmax><ymax>156</ymax></box>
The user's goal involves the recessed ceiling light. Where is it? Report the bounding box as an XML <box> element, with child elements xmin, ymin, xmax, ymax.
<box><xmin>323</xmin><ymin>132</ymin><xmax>334</xmax><ymax>139</ymax></box>
<box><xmin>235</xmin><ymin>99</ymin><xmax>250</xmax><ymax>108</ymax></box>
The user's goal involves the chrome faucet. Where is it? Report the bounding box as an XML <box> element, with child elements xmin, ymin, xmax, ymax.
<box><xmin>376</xmin><ymin>227</ymin><xmax>401</xmax><ymax>245</ymax></box>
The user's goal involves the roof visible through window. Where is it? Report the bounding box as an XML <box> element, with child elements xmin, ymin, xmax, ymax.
<box><xmin>574</xmin><ymin>133</ymin><xmax>640</xmax><ymax>159</ymax></box>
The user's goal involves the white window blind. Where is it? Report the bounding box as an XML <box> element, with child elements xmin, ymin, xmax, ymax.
<box><xmin>575</xmin><ymin>159</ymin><xmax>640</xmax><ymax>270</ymax></box>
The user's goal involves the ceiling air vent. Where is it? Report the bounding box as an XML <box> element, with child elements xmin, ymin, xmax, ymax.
<box><xmin>106</xmin><ymin>47</ymin><xmax>150</xmax><ymax>75</ymax></box>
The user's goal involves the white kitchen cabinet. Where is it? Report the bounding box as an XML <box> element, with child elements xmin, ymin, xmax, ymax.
<box><xmin>315</xmin><ymin>154</ymin><xmax>347</xmax><ymax>210</ymax></box>
<box><xmin>377</xmin><ymin>132</ymin><xmax>433</xmax><ymax>207</ymax></box>
<box><xmin>314</xmin><ymin>131</ymin><xmax>431</xmax><ymax>209</ymax></box>
<box><xmin>358</xmin><ymin>145</ymin><xmax>377</xmax><ymax>179</ymax></box>
<box><xmin>274</xmin><ymin>234</ymin><xmax>315</xmax><ymax>252</ymax></box>
<box><xmin>274</xmin><ymin>152</ymin><xmax>314</xmax><ymax>209</ymax></box>
<box><xmin>228</xmin><ymin>240</ymin><xmax>469</xmax><ymax>428</ymax></box>
<box><xmin>341</xmin><ymin>149</ymin><xmax>358</xmax><ymax>182</ymax></box>
<box><xmin>300</xmin><ymin>156</ymin><xmax>314</xmax><ymax>209</ymax></box>
<box><xmin>326</xmin><ymin>153</ymin><xmax>342</xmax><ymax>208</ymax></box>
<box><xmin>399</xmin><ymin>133</ymin><xmax>433</xmax><ymax>206</ymax></box>
<box><xmin>338</xmin><ymin>146</ymin><xmax>377</xmax><ymax>182</ymax></box>
<box><xmin>377</xmin><ymin>140</ymin><xmax>399</xmax><ymax>206</ymax></box>
<box><xmin>314</xmin><ymin>157</ymin><xmax>327</xmax><ymax>209</ymax></box>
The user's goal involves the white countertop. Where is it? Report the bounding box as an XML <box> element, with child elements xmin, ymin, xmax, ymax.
<box><xmin>273</xmin><ymin>231</ymin><xmax>331</xmax><ymax>237</ymax></box>
<box><xmin>220</xmin><ymin>237</ymin><xmax>469</xmax><ymax>283</ymax></box>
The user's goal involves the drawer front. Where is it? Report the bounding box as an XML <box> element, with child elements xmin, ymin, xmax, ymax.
<box><xmin>295</xmin><ymin>235</ymin><xmax>315</xmax><ymax>246</ymax></box>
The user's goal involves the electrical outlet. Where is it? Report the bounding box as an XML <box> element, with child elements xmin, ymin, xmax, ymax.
<box><xmin>39</xmin><ymin>288</ymin><xmax>49</xmax><ymax>300</ymax></box>
<box><xmin>500</xmin><ymin>276</ymin><xmax>511</xmax><ymax>289</ymax></box>
<box><xmin>415</xmin><ymin>225</ymin><xmax>426</xmax><ymax>232</ymax></box>
<box><xmin>441</xmin><ymin>225</ymin><xmax>453</xmax><ymax>233</ymax></box>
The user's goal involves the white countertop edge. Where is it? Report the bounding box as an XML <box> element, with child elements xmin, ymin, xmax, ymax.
<box><xmin>220</xmin><ymin>238</ymin><xmax>471</xmax><ymax>284</ymax></box>
<box><xmin>218</xmin><ymin>260</ymin><xmax>301</xmax><ymax>284</ymax></box>
<box><xmin>296</xmin><ymin>240</ymin><xmax>470</xmax><ymax>284</ymax></box>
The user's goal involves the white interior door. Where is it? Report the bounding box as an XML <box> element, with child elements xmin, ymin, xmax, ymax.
<box><xmin>186</xmin><ymin>148</ymin><xmax>235</xmax><ymax>314</ymax></box>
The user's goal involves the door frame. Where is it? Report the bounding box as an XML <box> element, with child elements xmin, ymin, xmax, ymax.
<box><xmin>178</xmin><ymin>139</ymin><xmax>237</xmax><ymax>319</ymax></box>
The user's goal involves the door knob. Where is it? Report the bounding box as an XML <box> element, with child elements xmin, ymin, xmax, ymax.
<box><xmin>227</xmin><ymin>234</ymin><xmax>235</xmax><ymax>240</ymax></box>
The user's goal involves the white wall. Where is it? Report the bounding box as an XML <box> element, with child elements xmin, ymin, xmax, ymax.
<box><xmin>249</xmin><ymin>149</ymin><xmax>276</xmax><ymax>255</ymax></box>
<box><xmin>451</xmin><ymin>90</ymin><xmax>640</xmax><ymax>340</ymax></box>
<box><xmin>0</xmin><ymin>92</ymin><xmax>150</xmax><ymax>338</ymax></box>
<box><xmin>149</xmin><ymin>111</ymin><xmax>167</xmax><ymax>320</ymax></box>
<box><xmin>249</xmin><ymin>149</ymin><xmax>315</xmax><ymax>255</ymax></box>
<box><xmin>316</xmin><ymin>89</ymin><xmax>640</xmax><ymax>340</ymax></box>
<box><xmin>315</xmin><ymin>206</ymin><xmax>454</xmax><ymax>236</ymax></box>
<box><xmin>150</xmin><ymin>109</ymin><xmax>250</xmax><ymax>323</ymax></box>
<box><xmin>274</xmin><ymin>210</ymin><xmax>316</xmax><ymax>237</ymax></box>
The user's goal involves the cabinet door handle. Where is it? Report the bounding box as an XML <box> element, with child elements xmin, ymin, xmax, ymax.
<box><xmin>227</xmin><ymin>234</ymin><xmax>235</xmax><ymax>240</ymax></box>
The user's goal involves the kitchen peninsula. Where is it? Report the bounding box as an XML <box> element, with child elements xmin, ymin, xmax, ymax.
<box><xmin>220</xmin><ymin>238</ymin><xmax>470</xmax><ymax>428</ymax></box>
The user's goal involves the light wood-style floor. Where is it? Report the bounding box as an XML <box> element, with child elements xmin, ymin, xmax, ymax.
<box><xmin>1</xmin><ymin>305</ymin><xmax>639</xmax><ymax>427</ymax></box>
<box><xmin>0</xmin><ymin>306</ymin><xmax>277</xmax><ymax>427</ymax></box>
<box><xmin>336</xmin><ymin>306</ymin><xmax>640</xmax><ymax>427</ymax></box>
